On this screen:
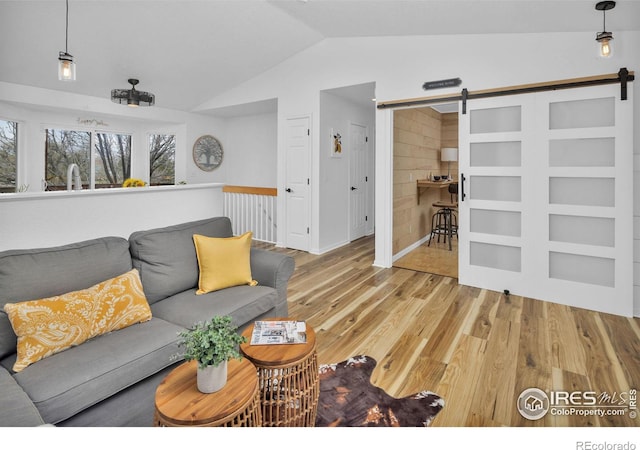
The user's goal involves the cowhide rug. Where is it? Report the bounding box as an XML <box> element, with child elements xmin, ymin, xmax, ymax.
<box><xmin>315</xmin><ymin>355</ymin><xmax>445</xmax><ymax>427</ymax></box>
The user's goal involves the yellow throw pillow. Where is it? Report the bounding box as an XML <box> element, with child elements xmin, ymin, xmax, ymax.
<box><xmin>4</xmin><ymin>269</ymin><xmax>152</xmax><ymax>372</ymax></box>
<box><xmin>193</xmin><ymin>231</ymin><xmax>258</xmax><ymax>295</ymax></box>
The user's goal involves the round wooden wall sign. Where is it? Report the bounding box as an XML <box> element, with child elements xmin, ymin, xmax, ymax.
<box><xmin>193</xmin><ymin>135</ymin><xmax>224</xmax><ymax>171</ymax></box>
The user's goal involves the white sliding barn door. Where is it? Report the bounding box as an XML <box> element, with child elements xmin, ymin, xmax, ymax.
<box><xmin>458</xmin><ymin>94</ymin><xmax>532</xmax><ymax>301</ymax></box>
<box><xmin>458</xmin><ymin>83</ymin><xmax>633</xmax><ymax>317</ymax></box>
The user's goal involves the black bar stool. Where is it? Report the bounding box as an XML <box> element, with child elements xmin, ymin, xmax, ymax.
<box><xmin>428</xmin><ymin>183</ymin><xmax>458</xmax><ymax>251</ymax></box>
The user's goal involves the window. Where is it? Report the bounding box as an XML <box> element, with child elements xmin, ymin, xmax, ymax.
<box><xmin>45</xmin><ymin>129</ymin><xmax>90</xmax><ymax>190</ymax></box>
<box><xmin>94</xmin><ymin>132</ymin><xmax>132</xmax><ymax>188</ymax></box>
<box><xmin>149</xmin><ymin>134</ymin><xmax>175</xmax><ymax>185</ymax></box>
<box><xmin>0</xmin><ymin>119</ymin><xmax>17</xmax><ymax>193</ymax></box>
<box><xmin>45</xmin><ymin>129</ymin><xmax>132</xmax><ymax>190</ymax></box>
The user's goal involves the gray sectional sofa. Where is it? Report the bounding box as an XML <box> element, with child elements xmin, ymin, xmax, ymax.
<box><xmin>0</xmin><ymin>217</ymin><xmax>295</xmax><ymax>427</ymax></box>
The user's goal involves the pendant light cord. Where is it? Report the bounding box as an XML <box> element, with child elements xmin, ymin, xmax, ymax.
<box><xmin>65</xmin><ymin>0</ymin><xmax>69</xmax><ymax>54</ymax></box>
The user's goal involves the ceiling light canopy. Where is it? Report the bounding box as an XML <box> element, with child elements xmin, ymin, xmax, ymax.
<box><xmin>58</xmin><ymin>0</ymin><xmax>75</xmax><ymax>81</ymax></box>
<box><xmin>595</xmin><ymin>1</ymin><xmax>616</xmax><ymax>58</ymax></box>
<box><xmin>111</xmin><ymin>79</ymin><xmax>155</xmax><ymax>107</ymax></box>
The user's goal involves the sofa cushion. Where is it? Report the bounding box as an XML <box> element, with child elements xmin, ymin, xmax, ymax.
<box><xmin>0</xmin><ymin>365</ymin><xmax>44</xmax><ymax>426</ymax></box>
<box><xmin>151</xmin><ymin>285</ymin><xmax>279</xmax><ymax>330</ymax></box>
<box><xmin>193</xmin><ymin>231</ymin><xmax>257</xmax><ymax>294</ymax></box>
<box><xmin>0</xmin><ymin>237</ymin><xmax>133</xmax><ymax>360</ymax></box>
<box><xmin>5</xmin><ymin>269</ymin><xmax>152</xmax><ymax>372</ymax></box>
<box><xmin>3</xmin><ymin>317</ymin><xmax>182</xmax><ymax>425</ymax></box>
<box><xmin>129</xmin><ymin>217</ymin><xmax>234</xmax><ymax>304</ymax></box>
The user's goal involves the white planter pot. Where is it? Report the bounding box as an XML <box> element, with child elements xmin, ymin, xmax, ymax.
<box><xmin>196</xmin><ymin>361</ymin><xmax>227</xmax><ymax>393</ymax></box>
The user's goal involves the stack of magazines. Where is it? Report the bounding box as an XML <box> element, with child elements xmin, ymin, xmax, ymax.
<box><xmin>250</xmin><ymin>320</ymin><xmax>307</xmax><ymax>345</ymax></box>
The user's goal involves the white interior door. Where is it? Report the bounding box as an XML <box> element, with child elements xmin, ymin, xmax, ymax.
<box><xmin>285</xmin><ymin>116</ymin><xmax>311</xmax><ymax>251</ymax></box>
<box><xmin>458</xmin><ymin>83</ymin><xmax>633</xmax><ymax>317</ymax></box>
<box><xmin>349</xmin><ymin>122</ymin><xmax>368</xmax><ymax>241</ymax></box>
<box><xmin>458</xmin><ymin>94</ymin><xmax>532</xmax><ymax>299</ymax></box>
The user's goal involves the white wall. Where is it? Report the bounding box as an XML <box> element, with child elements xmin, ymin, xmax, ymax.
<box><xmin>197</xmin><ymin>31</ymin><xmax>640</xmax><ymax>316</ymax></box>
<box><xmin>0</xmin><ymin>184</ymin><xmax>223</xmax><ymax>251</ymax></box>
<box><xmin>183</xmin><ymin>114</ymin><xmax>229</xmax><ymax>186</ymax></box>
<box><xmin>318</xmin><ymin>91</ymin><xmax>375</xmax><ymax>253</ymax></box>
<box><xmin>223</xmin><ymin>112</ymin><xmax>277</xmax><ymax>187</ymax></box>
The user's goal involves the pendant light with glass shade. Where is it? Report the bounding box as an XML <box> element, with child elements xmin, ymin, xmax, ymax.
<box><xmin>58</xmin><ymin>0</ymin><xmax>75</xmax><ymax>81</ymax></box>
<box><xmin>595</xmin><ymin>1</ymin><xmax>616</xmax><ymax>58</ymax></box>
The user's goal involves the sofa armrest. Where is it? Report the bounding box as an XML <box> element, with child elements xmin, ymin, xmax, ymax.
<box><xmin>250</xmin><ymin>248</ymin><xmax>295</xmax><ymax>303</ymax></box>
<box><xmin>0</xmin><ymin>365</ymin><xmax>45</xmax><ymax>427</ymax></box>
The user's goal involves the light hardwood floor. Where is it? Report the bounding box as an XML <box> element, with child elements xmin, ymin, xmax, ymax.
<box><xmin>255</xmin><ymin>235</ymin><xmax>640</xmax><ymax>427</ymax></box>
<box><xmin>393</xmin><ymin>238</ymin><xmax>458</xmax><ymax>279</ymax></box>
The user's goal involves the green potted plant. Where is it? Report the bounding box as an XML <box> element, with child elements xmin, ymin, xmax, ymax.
<box><xmin>177</xmin><ymin>315</ymin><xmax>247</xmax><ymax>393</ymax></box>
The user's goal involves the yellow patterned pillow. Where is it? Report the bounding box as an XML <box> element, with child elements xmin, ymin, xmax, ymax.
<box><xmin>193</xmin><ymin>231</ymin><xmax>258</xmax><ymax>295</ymax></box>
<box><xmin>4</xmin><ymin>269</ymin><xmax>152</xmax><ymax>372</ymax></box>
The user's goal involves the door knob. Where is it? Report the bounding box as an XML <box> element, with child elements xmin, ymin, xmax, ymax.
<box><xmin>351</xmin><ymin>186</ymin><xmax>357</xmax><ymax>191</ymax></box>
<box><xmin>285</xmin><ymin>188</ymin><xmax>292</xmax><ymax>193</ymax></box>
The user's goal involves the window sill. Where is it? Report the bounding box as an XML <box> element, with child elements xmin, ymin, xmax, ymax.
<box><xmin>0</xmin><ymin>183</ymin><xmax>224</xmax><ymax>203</ymax></box>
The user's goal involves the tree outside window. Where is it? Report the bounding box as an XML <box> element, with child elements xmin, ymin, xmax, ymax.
<box><xmin>45</xmin><ymin>129</ymin><xmax>90</xmax><ymax>190</ymax></box>
<box><xmin>39</xmin><ymin>128</ymin><xmax>171</xmax><ymax>192</ymax></box>
<box><xmin>45</xmin><ymin>129</ymin><xmax>132</xmax><ymax>190</ymax></box>
<box><xmin>95</xmin><ymin>132</ymin><xmax>132</xmax><ymax>188</ymax></box>
<box><xmin>0</xmin><ymin>119</ymin><xmax>17</xmax><ymax>193</ymax></box>
<box><xmin>149</xmin><ymin>134</ymin><xmax>175</xmax><ymax>186</ymax></box>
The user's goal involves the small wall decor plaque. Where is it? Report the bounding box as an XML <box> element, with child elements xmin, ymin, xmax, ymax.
<box><xmin>422</xmin><ymin>77</ymin><xmax>462</xmax><ymax>91</ymax></box>
<box><xmin>331</xmin><ymin>129</ymin><xmax>342</xmax><ymax>158</ymax></box>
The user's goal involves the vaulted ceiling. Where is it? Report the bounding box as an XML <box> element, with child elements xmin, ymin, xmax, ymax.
<box><xmin>1</xmin><ymin>0</ymin><xmax>639</xmax><ymax>112</ymax></box>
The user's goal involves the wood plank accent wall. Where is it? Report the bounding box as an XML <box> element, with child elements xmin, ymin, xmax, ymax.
<box><xmin>393</xmin><ymin>109</ymin><xmax>458</xmax><ymax>255</ymax></box>
<box><xmin>441</xmin><ymin>112</ymin><xmax>459</xmax><ymax>181</ymax></box>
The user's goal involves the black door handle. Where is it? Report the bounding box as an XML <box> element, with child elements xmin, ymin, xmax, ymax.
<box><xmin>351</xmin><ymin>186</ymin><xmax>357</xmax><ymax>191</ymax></box>
<box><xmin>285</xmin><ymin>188</ymin><xmax>292</xmax><ymax>193</ymax></box>
<box><xmin>461</xmin><ymin>174</ymin><xmax>466</xmax><ymax>201</ymax></box>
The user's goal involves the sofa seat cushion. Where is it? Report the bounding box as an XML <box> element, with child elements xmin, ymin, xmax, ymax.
<box><xmin>151</xmin><ymin>285</ymin><xmax>279</xmax><ymax>330</ymax></box>
<box><xmin>3</xmin><ymin>317</ymin><xmax>182</xmax><ymax>425</ymax></box>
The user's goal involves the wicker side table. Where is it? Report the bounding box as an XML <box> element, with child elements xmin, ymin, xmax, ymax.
<box><xmin>240</xmin><ymin>319</ymin><xmax>319</xmax><ymax>427</ymax></box>
<box><xmin>154</xmin><ymin>358</ymin><xmax>261</xmax><ymax>427</ymax></box>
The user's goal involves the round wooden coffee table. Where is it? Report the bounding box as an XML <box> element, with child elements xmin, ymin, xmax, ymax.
<box><xmin>153</xmin><ymin>358</ymin><xmax>261</xmax><ymax>427</ymax></box>
<box><xmin>240</xmin><ymin>319</ymin><xmax>319</xmax><ymax>427</ymax></box>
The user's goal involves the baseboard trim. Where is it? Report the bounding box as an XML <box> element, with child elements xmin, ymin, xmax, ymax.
<box><xmin>392</xmin><ymin>235</ymin><xmax>431</xmax><ymax>263</ymax></box>
<box><xmin>312</xmin><ymin>239</ymin><xmax>350</xmax><ymax>255</ymax></box>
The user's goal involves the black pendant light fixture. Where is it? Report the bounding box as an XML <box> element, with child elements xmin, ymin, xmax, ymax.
<box><xmin>58</xmin><ymin>0</ymin><xmax>75</xmax><ymax>81</ymax></box>
<box><xmin>111</xmin><ymin>79</ymin><xmax>155</xmax><ymax>107</ymax></box>
<box><xmin>595</xmin><ymin>1</ymin><xmax>616</xmax><ymax>58</ymax></box>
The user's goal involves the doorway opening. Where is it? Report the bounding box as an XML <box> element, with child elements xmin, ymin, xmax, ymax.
<box><xmin>391</xmin><ymin>102</ymin><xmax>459</xmax><ymax>279</ymax></box>
<box><xmin>318</xmin><ymin>82</ymin><xmax>376</xmax><ymax>253</ymax></box>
